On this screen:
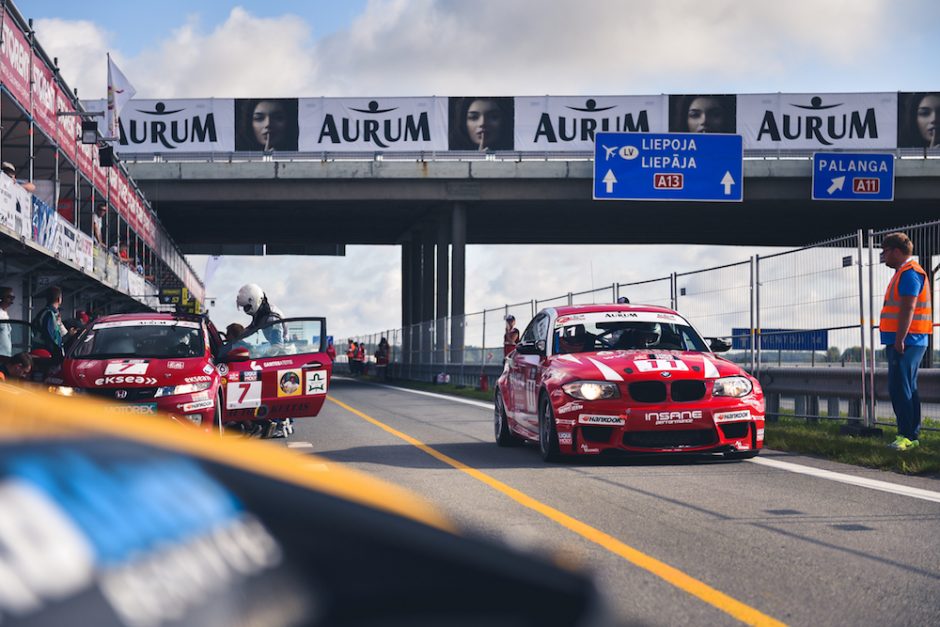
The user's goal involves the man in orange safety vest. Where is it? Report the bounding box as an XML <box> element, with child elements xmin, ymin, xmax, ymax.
<box><xmin>879</xmin><ymin>232</ymin><xmax>932</xmax><ymax>451</ymax></box>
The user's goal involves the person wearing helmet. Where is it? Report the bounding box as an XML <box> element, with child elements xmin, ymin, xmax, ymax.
<box><xmin>503</xmin><ymin>314</ymin><xmax>520</xmax><ymax>356</ymax></box>
<box><xmin>237</xmin><ymin>283</ymin><xmax>286</xmax><ymax>346</ymax></box>
<box><xmin>235</xmin><ymin>284</ymin><xmax>292</xmax><ymax>437</ymax></box>
<box><xmin>634</xmin><ymin>322</ymin><xmax>662</xmax><ymax>348</ymax></box>
<box><xmin>556</xmin><ymin>324</ymin><xmax>589</xmax><ymax>355</ymax></box>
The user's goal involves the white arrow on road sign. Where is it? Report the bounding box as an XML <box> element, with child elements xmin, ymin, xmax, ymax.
<box><xmin>827</xmin><ymin>176</ymin><xmax>845</xmax><ymax>195</ymax></box>
<box><xmin>720</xmin><ymin>171</ymin><xmax>735</xmax><ymax>195</ymax></box>
<box><xmin>603</xmin><ymin>169</ymin><xmax>617</xmax><ymax>193</ymax></box>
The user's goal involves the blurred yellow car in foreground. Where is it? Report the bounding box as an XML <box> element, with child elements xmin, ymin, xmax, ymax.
<box><xmin>0</xmin><ymin>384</ymin><xmax>608</xmax><ymax>627</ymax></box>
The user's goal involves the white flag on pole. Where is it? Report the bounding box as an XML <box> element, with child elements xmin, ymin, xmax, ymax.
<box><xmin>203</xmin><ymin>255</ymin><xmax>223</xmax><ymax>288</ymax></box>
<box><xmin>106</xmin><ymin>54</ymin><xmax>136</xmax><ymax>139</ymax></box>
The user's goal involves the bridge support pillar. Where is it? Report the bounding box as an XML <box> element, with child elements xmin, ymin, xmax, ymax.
<box><xmin>436</xmin><ymin>213</ymin><xmax>450</xmax><ymax>365</ymax></box>
<box><xmin>450</xmin><ymin>202</ymin><xmax>466</xmax><ymax>364</ymax></box>
<box><xmin>400</xmin><ymin>241</ymin><xmax>412</xmax><ymax>364</ymax></box>
<box><xmin>421</xmin><ymin>225</ymin><xmax>435</xmax><ymax>365</ymax></box>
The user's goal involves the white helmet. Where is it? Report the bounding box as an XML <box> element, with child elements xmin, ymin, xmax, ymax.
<box><xmin>236</xmin><ymin>283</ymin><xmax>265</xmax><ymax>316</ymax></box>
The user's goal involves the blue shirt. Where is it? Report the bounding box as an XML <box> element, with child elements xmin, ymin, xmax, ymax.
<box><xmin>881</xmin><ymin>265</ymin><xmax>928</xmax><ymax>346</ymax></box>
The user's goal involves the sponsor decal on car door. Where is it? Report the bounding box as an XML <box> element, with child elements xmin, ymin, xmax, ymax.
<box><xmin>222</xmin><ymin>317</ymin><xmax>332</xmax><ymax>421</ymax></box>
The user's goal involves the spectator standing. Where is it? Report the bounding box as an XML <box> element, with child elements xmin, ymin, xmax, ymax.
<box><xmin>347</xmin><ymin>339</ymin><xmax>358</xmax><ymax>375</ymax></box>
<box><xmin>0</xmin><ymin>286</ymin><xmax>14</xmax><ymax>357</ymax></box>
<box><xmin>375</xmin><ymin>337</ymin><xmax>390</xmax><ymax>379</ymax></box>
<box><xmin>92</xmin><ymin>203</ymin><xmax>107</xmax><ymax>246</ymax></box>
<box><xmin>879</xmin><ymin>232</ymin><xmax>932</xmax><ymax>451</ymax></box>
<box><xmin>503</xmin><ymin>315</ymin><xmax>521</xmax><ymax>356</ymax></box>
<box><xmin>32</xmin><ymin>286</ymin><xmax>63</xmax><ymax>361</ymax></box>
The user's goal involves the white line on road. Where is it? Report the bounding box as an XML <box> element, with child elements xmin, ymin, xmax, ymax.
<box><xmin>287</xmin><ymin>441</ymin><xmax>314</xmax><ymax>449</ymax></box>
<box><xmin>358</xmin><ymin>380</ymin><xmax>493</xmax><ymax>409</ymax></box>
<box><xmin>748</xmin><ymin>457</ymin><xmax>940</xmax><ymax>504</ymax></box>
<box><xmin>346</xmin><ymin>379</ymin><xmax>940</xmax><ymax>503</ymax></box>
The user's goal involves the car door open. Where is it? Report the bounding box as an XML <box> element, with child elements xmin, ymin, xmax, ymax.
<box><xmin>220</xmin><ymin>317</ymin><xmax>331</xmax><ymax>423</ymax></box>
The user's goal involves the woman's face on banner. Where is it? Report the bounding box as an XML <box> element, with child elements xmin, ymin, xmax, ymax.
<box><xmin>916</xmin><ymin>94</ymin><xmax>939</xmax><ymax>145</ymax></box>
<box><xmin>466</xmin><ymin>99</ymin><xmax>504</xmax><ymax>149</ymax></box>
<box><xmin>686</xmin><ymin>97</ymin><xmax>726</xmax><ymax>133</ymax></box>
<box><xmin>252</xmin><ymin>101</ymin><xmax>287</xmax><ymax>149</ymax></box>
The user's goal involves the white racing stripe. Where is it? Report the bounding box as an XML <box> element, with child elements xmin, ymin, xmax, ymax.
<box><xmin>585</xmin><ymin>357</ymin><xmax>624</xmax><ymax>382</ymax></box>
<box><xmin>748</xmin><ymin>457</ymin><xmax>940</xmax><ymax>504</ymax></box>
<box><xmin>346</xmin><ymin>379</ymin><xmax>940</xmax><ymax>503</ymax></box>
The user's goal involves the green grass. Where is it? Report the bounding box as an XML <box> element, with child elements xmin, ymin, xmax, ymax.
<box><xmin>352</xmin><ymin>375</ymin><xmax>940</xmax><ymax>476</ymax></box>
<box><xmin>764</xmin><ymin>417</ymin><xmax>940</xmax><ymax>476</ymax></box>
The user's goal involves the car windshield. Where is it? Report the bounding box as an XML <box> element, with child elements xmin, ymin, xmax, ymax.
<box><xmin>553</xmin><ymin>312</ymin><xmax>709</xmax><ymax>355</ymax></box>
<box><xmin>70</xmin><ymin>319</ymin><xmax>204</xmax><ymax>359</ymax></box>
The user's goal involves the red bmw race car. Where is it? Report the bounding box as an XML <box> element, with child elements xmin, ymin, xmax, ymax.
<box><xmin>49</xmin><ymin>313</ymin><xmax>331</xmax><ymax>435</ymax></box>
<box><xmin>495</xmin><ymin>304</ymin><xmax>764</xmax><ymax>461</ymax></box>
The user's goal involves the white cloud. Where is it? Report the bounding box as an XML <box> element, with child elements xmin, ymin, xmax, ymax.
<box><xmin>32</xmin><ymin>18</ymin><xmax>113</xmax><ymax>100</ymax></box>
<box><xmin>314</xmin><ymin>0</ymin><xmax>895</xmax><ymax>94</ymax></box>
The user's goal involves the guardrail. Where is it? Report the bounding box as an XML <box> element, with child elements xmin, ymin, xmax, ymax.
<box><xmin>760</xmin><ymin>367</ymin><xmax>940</xmax><ymax>431</ymax></box>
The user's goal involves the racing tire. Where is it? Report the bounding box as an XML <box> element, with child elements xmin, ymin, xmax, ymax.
<box><xmin>494</xmin><ymin>389</ymin><xmax>522</xmax><ymax>447</ymax></box>
<box><xmin>213</xmin><ymin>391</ymin><xmax>224</xmax><ymax>438</ymax></box>
<box><xmin>724</xmin><ymin>450</ymin><xmax>759</xmax><ymax>460</ymax></box>
<box><xmin>538</xmin><ymin>395</ymin><xmax>562</xmax><ymax>463</ymax></box>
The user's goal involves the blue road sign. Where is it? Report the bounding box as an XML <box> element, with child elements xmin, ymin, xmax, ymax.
<box><xmin>731</xmin><ymin>328</ymin><xmax>828</xmax><ymax>351</ymax></box>
<box><xmin>593</xmin><ymin>132</ymin><xmax>743</xmax><ymax>202</ymax></box>
<box><xmin>812</xmin><ymin>153</ymin><xmax>894</xmax><ymax>201</ymax></box>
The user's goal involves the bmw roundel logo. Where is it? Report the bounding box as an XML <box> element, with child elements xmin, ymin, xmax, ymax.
<box><xmin>660</xmin><ymin>372</ymin><xmax>672</xmax><ymax>378</ymax></box>
<box><xmin>115</xmin><ymin>390</ymin><xmax>128</xmax><ymax>399</ymax></box>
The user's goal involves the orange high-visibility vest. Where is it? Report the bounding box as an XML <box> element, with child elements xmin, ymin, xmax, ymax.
<box><xmin>880</xmin><ymin>259</ymin><xmax>932</xmax><ymax>335</ymax></box>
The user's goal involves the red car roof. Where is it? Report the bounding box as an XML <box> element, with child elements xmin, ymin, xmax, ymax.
<box><xmin>93</xmin><ymin>312</ymin><xmax>202</xmax><ymax>324</ymax></box>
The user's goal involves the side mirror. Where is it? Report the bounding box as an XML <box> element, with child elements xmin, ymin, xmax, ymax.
<box><xmin>515</xmin><ymin>340</ymin><xmax>545</xmax><ymax>355</ymax></box>
<box><xmin>707</xmin><ymin>337</ymin><xmax>732</xmax><ymax>353</ymax></box>
<box><xmin>221</xmin><ymin>346</ymin><xmax>251</xmax><ymax>362</ymax></box>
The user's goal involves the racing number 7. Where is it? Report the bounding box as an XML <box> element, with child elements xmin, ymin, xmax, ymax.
<box><xmin>237</xmin><ymin>383</ymin><xmax>253</xmax><ymax>404</ymax></box>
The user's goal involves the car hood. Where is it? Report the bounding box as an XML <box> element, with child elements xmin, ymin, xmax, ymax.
<box><xmin>63</xmin><ymin>357</ymin><xmax>215</xmax><ymax>388</ymax></box>
<box><xmin>547</xmin><ymin>350</ymin><xmax>746</xmax><ymax>382</ymax></box>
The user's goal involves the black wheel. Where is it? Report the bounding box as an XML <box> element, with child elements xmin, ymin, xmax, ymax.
<box><xmin>213</xmin><ymin>391</ymin><xmax>224</xmax><ymax>438</ymax></box>
<box><xmin>538</xmin><ymin>395</ymin><xmax>561</xmax><ymax>462</ymax></box>
<box><xmin>494</xmin><ymin>389</ymin><xmax>522</xmax><ymax>447</ymax></box>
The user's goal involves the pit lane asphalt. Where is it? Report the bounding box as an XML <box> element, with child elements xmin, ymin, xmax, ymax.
<box><xmin>282</xmin><ymin>378</ymin><xmax>940</xmax><ymax>627</ymax></box>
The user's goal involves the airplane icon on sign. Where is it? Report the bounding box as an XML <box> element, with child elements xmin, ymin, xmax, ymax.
<box><xmin>602</xmin><ymin>145</ymin><xmax>617</xmax><ymax>160</ymax></box>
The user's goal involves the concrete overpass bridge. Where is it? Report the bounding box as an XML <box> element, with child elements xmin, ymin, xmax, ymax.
<box><xmin>130</xmin><ymin>155</ymin><xmax>940</xmax><ymax>334</ymax></box>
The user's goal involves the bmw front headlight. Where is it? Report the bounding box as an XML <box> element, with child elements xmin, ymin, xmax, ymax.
<box><xmin>562</xmin><ymin>381</ymin><xmax>620</xmax><ymax>401</ymax></box>
<box><xmin>154</xmin><ymin>381</ymin><xmax>213</xmax><ymax>398</ymax></box>
<box><xmin>712</xmin><ymin>376</ymin><xmax>753</xmax><ymax>398</ymax></box>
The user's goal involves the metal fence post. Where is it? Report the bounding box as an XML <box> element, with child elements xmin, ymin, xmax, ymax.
<box><xmin>857</xmin><ymin>230</ymin><xmax>869</xmax><ymax>426</ymax></box>
<box><xmin>868</xmin><ymin>228</ymin><xmax>877</xmax><ymax>427</ymax></box>
<box><xmin>755</xmin><ymin>255</ymin><xmax>762</xmax><ymax>378</ymax></box>
<box><xmin>749</xmin><ymin>255</ymin><xmax>756</xmax><ymax>372</ymax></box>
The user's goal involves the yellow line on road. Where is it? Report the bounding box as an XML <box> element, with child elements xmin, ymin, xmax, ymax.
<box><xmin>329</xmin><ymin>396</ymin><xmax>785</xmax><ymax>627</ymax></box>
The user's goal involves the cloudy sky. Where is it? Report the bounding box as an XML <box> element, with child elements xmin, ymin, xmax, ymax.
<box><xmin>21</xmin><ymin>0</ymin><xmax>936</xmax><ymax>337</ymax></box>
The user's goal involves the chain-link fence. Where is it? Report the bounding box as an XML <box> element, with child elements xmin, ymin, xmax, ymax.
<box><xmin>339</xmin><ymin>219</ymin><xmax>939</xmax><ymax>429</ymax></box>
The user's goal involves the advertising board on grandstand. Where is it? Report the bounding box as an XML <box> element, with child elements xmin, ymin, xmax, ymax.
<box><xmin>96</xmin><ymin>93</ymin><xmax>939</xmax><ymax>154</ymax></box>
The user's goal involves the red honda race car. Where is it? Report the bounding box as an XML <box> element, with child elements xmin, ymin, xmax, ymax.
<box><xmin>495</xmin><ymin>304</ymin><xmax>765</xmax><ymax>461</ymax></box>
<box><xmin>47</xmin><ymin>313</ymin><xmax>331</xmax><ymax>435</ymax></box>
